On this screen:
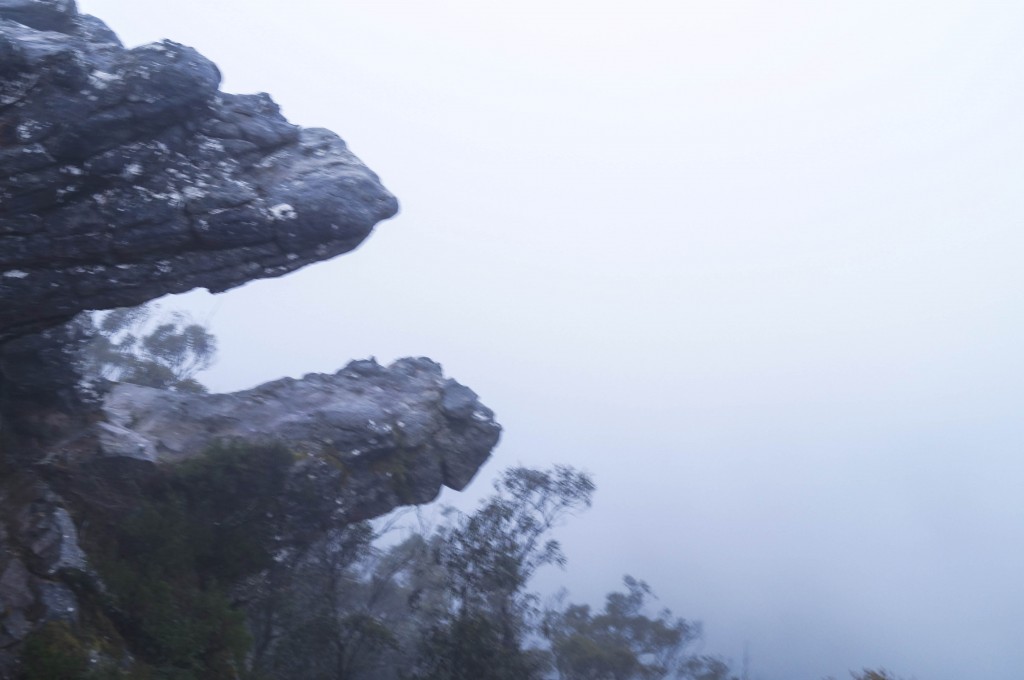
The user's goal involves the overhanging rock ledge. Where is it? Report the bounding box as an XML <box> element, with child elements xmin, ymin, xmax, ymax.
<box><xmin>97</xmin><ymin>357</ymin><xmax>502</xmax><ymax>522</ymax></box>
<box><xmin>0</xmin><ymin>0</ymin><xmax>398</xmax><ymax>343</ymax></box>
<box><xmin>0</xmin><ymin>2</ymin><xmax>502</xmax><ymax>669</ymax></box>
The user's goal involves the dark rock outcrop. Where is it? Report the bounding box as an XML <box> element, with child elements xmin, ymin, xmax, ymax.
<box><xmin>96</xmin><ymin>357</ymin><xmax>501</xmax><ymax>521</ymax></box>
<box><xmin>0</xmin><ymin>473</ymin><xmax>86</xmax><ymax>670</ymax></box>
<box><xmin>0</xmin><ymin>2</ymin><xmax>503</xmax><ymax>673</ymax></box>
<box><xmin>0</xmin><ymin>1</ymin><xmax>503</xmax><ymax>673</ymax></box>
<box><xmin>0</xmin><ymin>0</ymin><xmax>398</xmax><ymax>344</ymax></box>
<box><xmin>0</xmin><ymin>357</ymin><xmax>500</xmax><ymax>674</ymax></box>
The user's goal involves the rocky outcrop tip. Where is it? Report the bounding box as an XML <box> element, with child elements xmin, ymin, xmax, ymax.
<box><xmin>99</xmin><ymin>357</ymin><xmax>502</xmax><ymax>520</ymax></box>
<box><xmin>0</xmin><ymin>0</ymin><xmax>399</xmax><ymax>343</ymax></box>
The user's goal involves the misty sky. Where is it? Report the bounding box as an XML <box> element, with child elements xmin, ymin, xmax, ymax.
<box><xmin>76</xmin><ymin>2</ymin><xmax>1024</xmax><ymax>678</ymax></box>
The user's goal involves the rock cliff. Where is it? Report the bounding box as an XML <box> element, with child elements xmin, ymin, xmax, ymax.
<box><xmin>0</xmin><ymin>0</ymin><xmax>397</xmax><ymax>343</ymax></box>
<box><xmin>0</xmin><ymin>1</ymin><xmax>500</xmax><ymax>674</ymax></box>
<box><xmin>97</xmin><ymin>357</ymin><xmax>500</xmax><ymax>523</ymax></box>
<box><xmin>0</xmin><ymin>358</ymin><xmax>499</xmax><ymax>672</ymax></box>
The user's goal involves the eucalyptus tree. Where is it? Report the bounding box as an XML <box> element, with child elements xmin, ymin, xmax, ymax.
<box><xmin>543</xmin><ymin>576</ymin><xmax>737</xmax><ymax>680</ymax></box>
<box><xmin>410</xmin><ymin>465</ymin><xmax>595</xmax><ymax>680</ymax></box>
<box><xmin>79</xmin><ymin>302</ymin><xmax>216</xmax><ymax>392</ymax></box>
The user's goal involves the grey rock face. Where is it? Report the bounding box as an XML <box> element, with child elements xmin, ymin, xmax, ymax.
<box><xmin>100</xmin><ymin>357</ymin><xmax>501</xmax><ymax>521</ymax></box>
<box><xmin>0</xmin><ymin>3</ymin><xmax>499</xmax><ymax>669</ymax></box>
<box><xmin>0</xmin><ymin>0</ymin><xmax>398</xmax><ymax>343</ymax></box>
<box><xmin>0</xmin><ymin>475</ymin><xmax>86</xmax><ymax>662</ymax></box>
<box><xmin>0</xmin><ymin>360</ymin><xmax>501</xmax><ymax>668</ymax></box>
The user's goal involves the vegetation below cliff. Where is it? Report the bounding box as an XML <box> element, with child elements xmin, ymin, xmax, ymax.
<box><xmin>24</xmin><ymin>443</ymin><xmax>306</xmax><ymax>679</ymax></box>
<box><xmin>21</xmin><ymin>439</ymin><xmax>906</xmax><ymax>680</ymax></box>
<box><xmin>20</xmin><ymin>443</ymin><xmax>738</xmax><ymax>680</ymax></box>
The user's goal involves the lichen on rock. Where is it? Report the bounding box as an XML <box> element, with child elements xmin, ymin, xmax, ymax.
<box><xmin>0</xmin><ymin>0</ymin><xmax>399</xmax><ymax>344</ymax></box>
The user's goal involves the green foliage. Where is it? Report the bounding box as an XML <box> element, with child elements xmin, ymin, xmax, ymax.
<box><xmin>80</xmin><ymin>303</ymin><xmax>216</xmax><ymax>393</ymax></box>
<box><xmin>267</xmin><ymin>609</ymin><xmax>397</xmax><ymax>679</ymax></box>
<box><xmin>413</xmin><ymin>612</ymin><xmax>548</xmax><ymax>680</ymax></box>
<box><xmin>544</xmin><ymin>576</ymin><xmax>735</xmax><ymax>680</ymax></box>
<box><xmin>20</xmin><ymin>620</ymin><xmax>169</xmax><ymax>680</ymax></box>
<box><xmin>405</xmin><ymin>466</ymin><xmax>594</xmax><ymax>680</ymax></box>
<box><xmin>243</xmin><ymin>464</ymin><xmax>739</xmax><ymax>680</ymax></box>
<box><xmin>20</xmin><ymin>622</ymin><xmax>90</xmax><ymax>679</ymax></box>
<box><xmin>62</xmin><ymin>457</ymin><xmax>737</xmax><ymax>680</ymax></box>
<box><xmin>251</xmin><ymin>523</ymin><xmax>382</xmax><ymax>680</ymax></box>
<box><xmin>441</xmin><ymin>465</ymin><xmax>595</xmax><ymax>614</ymax></box>
<box><xmin>92</xmin><ymin>443</ymin><xmax>295</xmax><ymax>679</ymax></box>
<box><xmin>823</xmin><ymin>669</ymin><xmax>910</xmax><ymax>680</ymax></box>
<box><xmin>677</xmin><ymin>657</ymin><xmax>738</xmax><ymax>680</ymax></box>
<box><xmin>849</xmin><ymin>671</ymin><xmax>907</xmax><ymax>680</ymax></box>
<box><xmin>169</xmin><ymin>442</ymin><xmax>295</xmax><ymax>582</ymax></box>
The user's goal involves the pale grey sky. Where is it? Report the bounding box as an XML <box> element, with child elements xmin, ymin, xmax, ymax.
<box><xmin>77</xmin><ymin>2</ymin><xmax>1024</xmax><ymax>678</ymax></box>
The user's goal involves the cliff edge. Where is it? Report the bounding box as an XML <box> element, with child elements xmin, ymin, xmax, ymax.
<box><xmin>0</xmin><ymin>2</ymin><xmax>500</xmax><ymax>673</ymax></box>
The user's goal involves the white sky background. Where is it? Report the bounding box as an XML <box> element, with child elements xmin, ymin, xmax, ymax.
<box><xmin>77</xmin><ymin>1</ymin><xmax>1024</xmax><ymax>678</ymax></box>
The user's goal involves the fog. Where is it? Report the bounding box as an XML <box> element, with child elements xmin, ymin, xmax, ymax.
<box><xmin>77</xmin><ymin>1</ymin><xmax>1024</xmax><ymax>678</ymax></box>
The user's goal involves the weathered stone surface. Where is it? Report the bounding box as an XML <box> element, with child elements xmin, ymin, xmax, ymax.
<box><xmin>0</xmin><ymin>0</ymin><xmax>398</xmax><ymax>343</ymax></box>
<box><xmin>100</xmin><ymin>357</ymin><xmax>501</xmax><ymax>521</ymax></box>
<box><xmin>0</xmin><ymin>357</ymin><xmax>501</xmax><ymax>669</ymax></box>
<box><xmin>0</xmin><ymin>3</ymin><xmax>501</xmax><ymax>670</ymax></box>
<box><xmin>0</xmin><ymin>475</ymin><xmax>87</xmax><ymax>658</ymax></box>
<box><xmin>0</xmin><ymin>319</ymin><xmax>92</xmax><ymax>442</ymax></box>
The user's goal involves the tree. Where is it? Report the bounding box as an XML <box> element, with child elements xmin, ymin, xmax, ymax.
<box><xmin>849</xmin><ymin>671</ymin><xmax>907</xmax><ymax>680</ymax></box>
<box><xmin>410</xmin><ymin>465</ymin><xmax>595</xmax><ymax>680</ymax></box>
<box><xmin>248</xmin><ymin>522</ymin><xmax>388</xmax><ymax>680</ymax></box>
<box><xmin>442</xmin><ymin>466</ymin><xmax>595</xmax><ymax>635</ymax></box>
<box><xmin>245</xmin><ymin>517</ymin><xmax>450</xmax><ymax>680</ymax></box>
<box><xmin>230</xmin><ymin>465</ymin><xmax>736</xmax><ymax>680</ymax></box>
<box><xmin>544</xmin><ymin>576</ymin><xmax>737</xmax><ymax>680</ymax></box>
<box><xmin>824</xmin><ymin>669</ymin><xmax>909</xmax><ymax>680</ymax></box>
<box><xmin>79</xmin><ymin>302</ymin><xmax>216</xmax><ymax>392</ymax></box>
